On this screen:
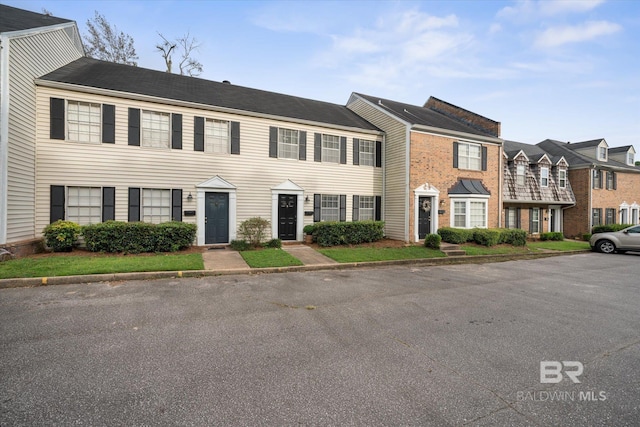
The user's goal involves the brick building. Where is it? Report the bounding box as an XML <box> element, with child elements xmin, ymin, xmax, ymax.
<box><xmin>538</xmin><ymin>139</ymin><xmax>640</xmax><ymax>237</ymax></box>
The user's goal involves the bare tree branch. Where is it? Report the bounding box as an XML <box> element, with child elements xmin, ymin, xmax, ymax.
<box><xmin>156</xmin><ymin>32</ymin><xmax>203</xmax><ymax>76</ymax></box>
<box><xmin>84</xmin><ymin>11</ymin><xmax>138</xmax><ymax>66</ymax></box>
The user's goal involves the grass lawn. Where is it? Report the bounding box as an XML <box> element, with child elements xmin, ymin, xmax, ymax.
<box><xmin>461</xmin><ymin>244</ymin><xmax>531</xmax><ymax>256</ymax></box>
<box><xmin>0</xmin><ymin>253</ymin><xmax>204</xmax><ymax>279</ymax></box>
<box><xmin>240</xmin><ymin>248</ymin><xmax>303</xmax><ymax>268</ymax></box>
<box><xmin>318</xmin><ymin>246</ymin><xmax>446</xmax><ymax>263</ymax></box>
<box><xmin>528</xmin><ymin>240</ymin><xmax>591</xmax><ymax>251</ymax></box>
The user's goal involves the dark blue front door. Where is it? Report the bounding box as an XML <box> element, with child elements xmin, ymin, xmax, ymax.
<box><xmin>205</xmin><ymin>192</ymin><xmax>229</xmax><ymax>244</ymax></box>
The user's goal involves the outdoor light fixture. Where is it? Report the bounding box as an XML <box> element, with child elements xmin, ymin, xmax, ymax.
<box><xmin>187</xmin><ymin>192</ymin><xmax>193</xmax><ymax>201</ymax></box>
<box><xmin>305</xmin><ymin>195</ymin><xmax>309</xmax><ymax>202</ymax></box>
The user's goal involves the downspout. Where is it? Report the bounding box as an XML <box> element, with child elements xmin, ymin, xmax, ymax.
<box><xmin>382</xmin><ymin>133</ymin><xmax>386</xmax><ymax>231</ymax></box>
<box><xmin>498</xmin><ymin>142</ymin><xmax>503</xmax><ymax>228</ymax></box>
<box><xmin>0</xmin><ymin>35</ymin><xmax>10</xmax><ymax>244</ymax></box>
<box><xmin>404</xmin><ymin>124</ymin><xmax>410</xmax><ymax>242</ymax></box>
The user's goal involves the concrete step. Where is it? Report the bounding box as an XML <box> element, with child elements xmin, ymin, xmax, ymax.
<box><xmin>442</xmin><ymin>249</ymin><xmax>466</xmax><ymax>257</ymax></box>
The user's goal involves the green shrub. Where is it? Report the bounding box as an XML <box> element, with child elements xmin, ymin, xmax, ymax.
<box><xmin>314</xmin><ymin>221</ymin><xmax>385</xmax><ymax>247</ymax></box>
<box><xmin>437</xmin><ymin>227</ymin><xmax>473</xmax><ymax>244</ymax></box>
<box><xmin>499</xmin><ymin>228</ymin><xmax>527</xmax><ymax>246</ymax></box>
<box><xmin>82</xmin><ymin>221</ymin><xmax>196</xmax><ymax>253</ymax></box>
<box><xmin>238</xmin><ymin>217</ymin><xmax>270</xmax><ymax>247</ymax></box>
<box><xmin>303</xmin><ymin>224</ymin><xmax>316</xmax><ymax>235</ymax></box>
<box><xmin>473</xmin><ymin>229</ymin><xmax>501</xmax><ymax>247</ymax></box>
<box><xmin>424</xmin><ymin>233</ymin><xmax>441</xmax><ymax>249</ymax></box>
<box><xmin>230</xmin><ymin>239</ymin><xmax>250</xmax><ymax>251</ymax></box>
<box><xmin>540</xmin><ymin>232</ymin><xmax>564</xmax><ymax>241</ymax></box>
<box><xmin>582</xmin><ymin>233</ymin><xmax>592</xmax><ymax>241</ymax></box>
<box><xmin>592</xmin><ymin>224</ymin><xmax>633</xmax><ymax>234</ymax></box>
<box><xmin>43</xmin><ymin>220</ymin><xmax>81</xmax><ymax>252</ymax></box>
<box><xmin>263</xmin><ymin>238</ymin><xmax>282</xmax><ymax>249</ymax></box>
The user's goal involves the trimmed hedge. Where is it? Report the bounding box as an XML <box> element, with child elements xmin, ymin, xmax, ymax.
<box><xmin>592</xmin><ymin>224</ymin><xmax>633</xmax><ymax>234</ymax></box>
<box><xmin>230</xmin><ymin>239</ymin><xmax>251</xmax><ymax>251</ymax></box>
<box><xmin>314</xmin><ymin>221</ymin><xmax>385</xmax><ymax>247</ymax></box>
<box><xmin>82</xmin><ymin>221</ymin><xmax>196</xmax><ymax>253</ymax></box>
<box><xmin>438</xmin><ymin>227</ymin><xmax>527</xmax><ymax>247</ymax></box>
<box><xmin>540</xmin><ymin>232</ymin><xmax>564</xmax><ymax>241</ymax></box>
<box><xmin>424</xmin><ymin>233</ymin><xmax>441</xmax><ymax>249</ymax></box>
<box><xmin>43</xmin><ymin>220</ymin><xmax>81</xmax><ymax>252</ymax></box>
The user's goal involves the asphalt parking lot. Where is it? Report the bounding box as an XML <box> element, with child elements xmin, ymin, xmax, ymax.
<box><xmin>1</xmin><ymin>252</ymin><xmax>639</xmax><ymax>426</ymax></box>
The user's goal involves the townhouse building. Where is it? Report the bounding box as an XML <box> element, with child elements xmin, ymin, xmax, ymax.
<box><xmin>538</xmin><ymin>138</ymin><xmax>640</xmax><ymax>237</ymax></box>
<box><xmin>502</xmin><ymin>140</ymin><xmax>575</xmax><ymax>235</ymax></box>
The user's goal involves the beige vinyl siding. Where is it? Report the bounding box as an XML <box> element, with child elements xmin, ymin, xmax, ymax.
<box><xmin>35</xmin><ymin>86</ymin><xmax>383</xmax><ymax>239</ymax></box>
<box><xmin>348</xmin><ymin>97</ymin><xmax>408</xmax><ymax>241</ymax></box>
<box><xmin>5</xmin><ymin>27</ymin><xmax>82</xmax><ymax>243</ymax></box>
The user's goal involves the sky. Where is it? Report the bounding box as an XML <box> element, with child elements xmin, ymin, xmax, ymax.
<box><xmin>5</xmin><ymin>0</ymin><xmax>640</xmax><ymax>149</ymax></box>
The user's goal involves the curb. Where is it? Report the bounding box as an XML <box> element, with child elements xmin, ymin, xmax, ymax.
<box><xmin>0</xmin><ymin>250</ymin><xmax>592</xmax><ymax>289</ymax></box>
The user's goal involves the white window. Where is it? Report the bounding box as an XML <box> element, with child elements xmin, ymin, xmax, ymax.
<box><xmin>507</xmin><ymin>208</ymin><xmax>517</xmax><ymax>229</ymax></box>
<box><xmin>359</xmin><ymin>139</ymin><xmax>375</xmax><ymax>166</ymax></box>
<box><xmin>516</xmin><ymin>164</ymin><xmax>525</xmax><ymax>186</ymax></box>
<box><xmin>598</xmin><ymin>146</ymin><xmax>607</xmax><ymax>161</ymax></box>
<box><xmin>321</xmin><ymin>195</ymin><xmax>340</xmax><ymax>221</ymax></box>
<box><xmin>359</xmin><ymin>196</ymin><xmax>375</xmax><ymax>220</ymax></box>
<box><xmin>628</xmin><ymin>153</ymin><xmax>634</xmax><ymax>165</ymax></box>
<box><xmin>458</xmin><ymin>142</ymin><xmax>482</xmax><ymax>170</ymax></box>
<box><xmin>67</xmin><ymin>186</ymin><xmax>101</xmax><ymax>225</ymax></box>
<box><xmin>558</xmin><ymin>169</ymin><xmax>567</xmax><ymax>188</ymax></box>
<box><xmin>205</xmin><ymin>119</ymin><xmax>229</xmax><ymax>153</ymax></box>
<box><xmin>451</xmin><ymin>198</ymin><xmax>488</xmax><ymax>228</ymax></box>
<box><xmin>142</xmin><ymin>110</ymin><xmax>170</xmax><ymax>148</ymax></box>
<box><xmin>540</xmin><ymin>167</ymin><xmax>549</xmax><ymax>187</ymax></box>
<box><xmin>67</xmin><ymin>101</ymin><xmax>101</xmax><ymax>143</ymax></box>
<box><xmin>278</xmin><ymin>128</ymin><xmax>299</xmax><ymax>160</ymax></box>
<box><xmin>322</xmin><ymin>134</ymin><xmax>340</xmax><ymax>163</ymax></box>
<box><xmin>142</xmin><ymin>188</ymin><xmax>171</xmax><ymax>224</ymax></box>
<box><xmin>531</xmin><ymin>208</ymin><xmax>540</xmax><ymax>233</ymax></box>
<box><xmin>620</xmin><ymin>208</ymin><xmax>628</xmax><ymax>224</ymax></box>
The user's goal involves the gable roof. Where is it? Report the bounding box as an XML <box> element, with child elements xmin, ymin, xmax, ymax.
<box><xmin>609</xmin><ymin>145</ymin><xmax>635</xmax><ymax>154</ymax></box>
<box><xmin>538</xmin><ymin>139</ymin><xmax>640</xmax><ymax>172</ymax></box>
<box><xmin>0</xmin><ymin>4</ymin><xmax>72</xmax><ymax>33</ymax></box>
<box><xmin>565</xmin><ymin>138</ymin><xmax>606</xmax><ymax>149</ymax></box>
<box><xmin>352</xmin><ymin>93</ymin><xmax>497</xmax><ymax>139</ymax></box>
<box><xmin>504</xmin><ymin>140</ymin><xmax>551</xmax><ymax>163</ymax></box>
<box><xmin>37</xmin><ymin>57</ymin><xmax>379</xmax><ymax>131</ymax></box>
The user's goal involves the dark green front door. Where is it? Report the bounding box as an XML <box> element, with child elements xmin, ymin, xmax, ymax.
<box><xmin>205</xmin><ymin>192</ymin><xmax>229</xmax><ymax>244</ymax></box>
<box><xmin>278</xmin><ymin>194</ymin><xmax>297</xmax><ymax>240</ymax></box>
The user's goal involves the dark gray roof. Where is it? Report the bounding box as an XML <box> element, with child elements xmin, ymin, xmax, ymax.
<box><xmin>38</xmin><ymin>57</ymin><xmax>379</xmax><ymax>131</ymax></box>
<box><xmin>563</xmin><ymin>138</ymin><xmax>605</xmax><ymax>149</ymax></box>
<box><xmin>354</xmin><ymin>93</ymin><xmax>494</xmax><ymax>137</ymax></box>
<box><xmin>448</xmin><ymin>179</ymin><xmax>490</xmax><ymax>195</ymax></box>
<box><xmin>609</xmin><ymin>145</ymin><xmax>633</xmax><ymax>154</ymax></box>
<box><xmin>504</xmin><ymin>140</ymin><xmax>564</xmax><ymax>164</ymax></box>
<box><xmin>0</xmin><ymin>4</ymin><xmax>72</xmax><ymax>33</ymax></box>
<box><xmin>538</xmin><ymin>139</ymin><xmax>640</xmax><ymax>172</ymax></box>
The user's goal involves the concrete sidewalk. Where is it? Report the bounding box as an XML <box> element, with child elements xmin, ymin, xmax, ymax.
<box><xmin>281</xmin><ymin>245</ymin><xmax>337</xmax><ymax>266</ymax></box>
<box><xmin>201</xmin><ymin>247</ymin><xmax>250</xmax><ymax>271</ymax></box>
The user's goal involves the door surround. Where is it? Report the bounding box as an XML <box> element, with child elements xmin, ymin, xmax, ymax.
<box><xmin>413</xmin><ymin>183</ymin><xmax>439</xmax><ymax>242</ymax></box>
<box><xmin>196</xmin><ymin>175</ymin><xmax>237</xmax><ymax>245</ymax></box>
<box><xmin>271</xmin><ymin>180</ymin><xmax>304</xmax><ymax>241</ymax></box>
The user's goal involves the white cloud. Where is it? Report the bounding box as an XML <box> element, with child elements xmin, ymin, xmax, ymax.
<box><xmin>539</xmin><ymin>0</ymin><xmax>605</xmax><ymax>16</ymax></box>
<box><xmin>497</xmin><ymin>0</ymin><xmax>605</xmax><ymax>21</ymax></box>
<box><xmin>535</xmin><ymin>20</ymin><xmax>621</xmax><ymax>48</ymax></box>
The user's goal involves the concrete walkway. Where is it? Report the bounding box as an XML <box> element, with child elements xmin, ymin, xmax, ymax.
<box><xmin>202</xmin><ymin>247</ymin><xmax>250</xmax><ymax>271</ymax></box>
<box><xmin>281</xmin><ymin>245</ymin><xmax>338</xmax><ymax>265</ymax></box>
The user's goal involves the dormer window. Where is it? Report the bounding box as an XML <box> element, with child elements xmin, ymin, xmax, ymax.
<box><xmin>598</xmin><ymin>146</ymin><xmax>608</xmax><ymax>161</ymax></box>
<box><xmin>516</xmin><ymin>163</ymin><xmax>525</xmax><ymax>186</ymax></box>
<box><xmin>559</xmin><ymin>169</ymin><xmax>567</xmax><ymax>188</ymax></box>
<box><xmin>540</xmin><ymin>167</ymin><xmax>549</xmax><ymax>187</ymax></box>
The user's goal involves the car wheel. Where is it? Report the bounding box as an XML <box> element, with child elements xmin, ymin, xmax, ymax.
<box><xmin>596</xmin><ymin>239</ymin><xmax>616</xmax><ymax>254</ymax></box>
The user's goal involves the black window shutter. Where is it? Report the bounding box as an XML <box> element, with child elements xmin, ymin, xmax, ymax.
<box><xmin>314</xmin><ymin>133</ymin><xmax>322</xmax><ymax>162</ymax></box>
<box><xmin>102</xmin><ymin>187</ymin><xmax>115</xmax><ymax>221</ymax></box>
<box><xmin>172</xmin><ymin>189</ymin><xmax>182</xmax><ymax>221</ymax></box>
<box><xmin>516</xmin><ymin>208</ymin><xmax>521</xmax><ymax>229</ymax></box>
<box><xmin>375</xmin><ymin>196</ymin><xmax>382</xmax><ymax>221</ymax></box>
<box><xmin>340</xmin><ymin>136</ymin><xmax>347</xmax><ymax>164</ymax></box>
<box><xmin>339</xmin><ymin>195</ymin><xmax>346</xmax><ymax>222</ymax></box>
<box><xmin>269</xmin><ymin>126</ymin><xmax>278</xmax><ymax>158</ymax></box>
<box><xmin>453</xmin><ymin>142</ymin><xmax>459</xmax><ymax>168</ymax></box>
<box><xmin>376</xmin><ymin>141</ymin><xmax>382</xmax><ymax>168</ymax></box>
<box><xmin>612</xmin><ymin>172</ymin><xmax>617</xmax><ymax>190</ymax></box>
<box><xmin>50</xmin><ymin>98</ymin><xmax>65</xmax><ymax>140</ymax></box>
<box><xmin>230</xmin><ymin>121</ymin><xmax>240</xmax><ymax>155</ymax></box>
<box><xmin>102</xmin><ymin>104</ymin><xmax>115</xmax><ymax>143</ymax></box>
<box><xmin>505</xmin><ymin>209</ymin><xmax>509</xmax><ymax>228</ymax></box>
<box><xmin>128</xmin><ymin>108</ymin><xmax>140</xmax><ymax>146</ymax></box>
<box><xmin>298</xmin><ymin>131</ymin><xmax>306</xmax><ymax>160</ymax></box>
<box><xmin>529</xmin><ymin>208</ymin><xmax>534</xmax><ymax>232</ymax></box>
<box><xmin>313</xmin><ymin>194</ymin><xmax>321</xmax><ymax>222</ymax></box>
<box><xmin>352</xmin><ymin>195</ymin><xmax>360</xmax><ymax>221</ymax></box>
<box><xmin>172</xmin><ymin>113</ymin><xmax>182</xmax><ymax>149</ymax></box>
<box><xmin>128</xmin><ymin>188</ymin><xmax>140</xmax><ymax>222</ymax></box>
<box><xmin>50</xmin><ymin>185</ymin><xmax>65</xmax><ymax>223</ymax></box>
<box><xmin>194</xmin><ymin>117</ymin><xmax>204</xmax><ymax>151</ymax></box>
<box><xmin>599</xmin><ymin>171</ymin><xmax>603</xmax><ymax>189</ymax></box>
<box><xmin>353</xmin><ymin>139</ymin><xmax>360</xmax><ymax>165</ymax></box>
<box><xmin>481</xmin><ymin>146</ymin><xmax>488</xmax><ymax>171</ymax></box>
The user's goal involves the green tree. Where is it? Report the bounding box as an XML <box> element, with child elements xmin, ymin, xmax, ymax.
<box><xmin>84</xmin><ymin>11</ymin><xmax>138</xmax><ymax>66</ymax></box>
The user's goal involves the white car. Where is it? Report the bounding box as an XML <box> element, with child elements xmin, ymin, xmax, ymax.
<box><xmin>590</xmin><ymin>225</ymin><xmax>640</xmax><ymax>254</ymax></box>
